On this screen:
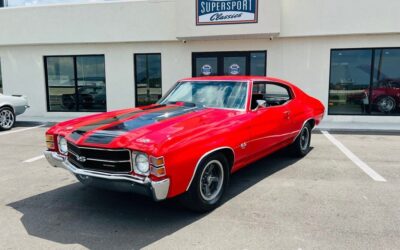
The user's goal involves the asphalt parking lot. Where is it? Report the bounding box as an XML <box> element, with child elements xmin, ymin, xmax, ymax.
<box><xmin>0</xmin><ymin>122</ymin><xmax>399</xmax><ymax>250</ymax></box>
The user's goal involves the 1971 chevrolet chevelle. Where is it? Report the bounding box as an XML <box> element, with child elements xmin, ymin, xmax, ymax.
<box><xmin>44</xmin><ymin>76</ymin><xmax>324</xmax><ymax>212</ymax></box>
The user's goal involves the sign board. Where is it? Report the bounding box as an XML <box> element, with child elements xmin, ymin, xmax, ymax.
<box><xmin>229</xmin><ymin>64</ymin><xmax>240</xmax><ymax>75</ymax></box>
<box><xmin>201</xmin><ymin>64</ymin><xmax>212</xmax><ymax>75</ymax></box>
<box><xmin>196</xmin><ymin>0</ymin><xmax>258</xmax><ymax>25</ymax></box>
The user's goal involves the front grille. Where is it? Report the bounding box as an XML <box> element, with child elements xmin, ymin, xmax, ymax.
<box><xmin>67</xmin><ymin>142</ymin><xmax>132</xmax><ymax>173</ymax></box>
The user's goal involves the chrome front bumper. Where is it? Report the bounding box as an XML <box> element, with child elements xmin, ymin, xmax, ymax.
<box><xmin>44</xmin><ymin>151</ymin><xmax>170</xmax><ymax>201</ymax></box>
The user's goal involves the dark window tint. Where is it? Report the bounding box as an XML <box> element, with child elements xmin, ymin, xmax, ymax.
<box><xmin>329</xmin><ymin>48</ymin><xmax>400</xmax><ymax>116</ymax></box>
<box><xmin>224</xmin><ymin>56</ymin><xmax>246</xmax><ymax>76</ymax></box>
<box><xmin>45</xmin><ymin>55</ymin><xmax>106</xmax><ymax>112</ymax></box>
<box><xmin>193</xmin><ymin>51</ymin><xmax>266</xmax><ymax>77</ymax></box>
<box><xmin>134</xmin><ymin>54</ymin><xmax>162</xmax><ymax>107</ymax></box>
<box><xmin>329</xmin><ymin>49</ymin><xmax>372</xmax><ymax>115</ymax></box>
<box><xmin>195</xmin><ymin>57</ymin><xmax>218</xmax><ymax>76</ymax></box>
<box><xmin>371</xmin><ymin>49</ymin><xmax>400</xmax><ymax>115</ymax></box>
<box><xmin>250</xmin><ymin>52</ymin><xmax>267</xmax><ymax>76</ymax></box>
<box><xmin>76</xmin><ymin>56</ymin><xmax>106</xmax><ymax>112</ymax></box>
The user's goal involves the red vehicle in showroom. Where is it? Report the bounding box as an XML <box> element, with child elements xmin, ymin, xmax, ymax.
<box><xmin>45</xmin><ymin>76</ymin><xmax>324</xmax><ymax>212</ymax></box>
<box><xmin>347</xmin><ymin>80</ymin><xmax>400</xmax><ymax>113</ymax></box>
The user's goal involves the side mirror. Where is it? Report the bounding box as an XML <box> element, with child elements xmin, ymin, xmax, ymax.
<box><xmin>255</xmin><ymin>100</ymin><xmax>267</xmax><ymax>110</ymax></box>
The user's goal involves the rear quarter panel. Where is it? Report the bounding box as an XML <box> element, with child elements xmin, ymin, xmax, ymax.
<box><xmin>0</xmin><ymin>95</ymin><xmax>28</xmax><ymax>115</ymax></box>
<box><xmin>285</xmin><ymin>84</ymin><xmax>325</xmax><ymax>142</ymax></box>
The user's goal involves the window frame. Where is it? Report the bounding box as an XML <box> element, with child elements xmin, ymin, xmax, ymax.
<box><xmin>134</xmin><ymin>53</ymin><xmax>162</xmax><ymax>107</ymax></box>
<box><xmin>44</xmin><ymin>54</ymin><xmax>107</xmax><ymax>112</ymax></box>
<box><xmin>328</xmin><ymin>47</ymin><xmax>400</xmax><ymax>116</ymax></box>
<box><xmin>251</xmin><ymin>81</ymin><xmax>294</xmax><ymax>110</ymax></box>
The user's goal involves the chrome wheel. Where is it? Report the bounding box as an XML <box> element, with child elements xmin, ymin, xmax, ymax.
<box><xmin>300</xmin><ymin>126</ymin><xmax>310</xmax><ymax>151</ymax></box>
<box><xmin>199</xmin><ymin>160</ymin><xmax>224</xmax><ymax>201</ymax></box>
<box><xmin>0</xmin><ymin>108</ymin><xmax>15</xmax><ymax>130</ymax></box>
<box><xmin>377</xmin><ymin>96</ymin><xmax>396</xmax><ymax>113</ymax></box>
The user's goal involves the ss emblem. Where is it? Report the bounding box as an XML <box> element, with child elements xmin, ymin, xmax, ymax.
<box><xmin>76</xmin><ymin>155</ymin><xmax>87</xmax><ymax>163</ymax></box>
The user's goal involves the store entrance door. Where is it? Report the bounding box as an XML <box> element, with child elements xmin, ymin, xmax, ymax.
<box><xmin>192</xmin><ymin>51</ymin><xmax>266</xmax><ymax>77</ymax></box>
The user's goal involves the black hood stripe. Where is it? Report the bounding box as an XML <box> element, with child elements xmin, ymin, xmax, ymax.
<box><xmin>68</xmin><ymin>105</ymin><xmax>169</xmax><ymax>141</ymax></box>
<box><xmin>84</xmin><ymin>106</ymin><xmax>202</xmax><ymax>144</ymax></box>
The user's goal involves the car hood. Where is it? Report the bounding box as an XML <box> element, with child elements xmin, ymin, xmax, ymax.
<box><xmin>54</xmin><ymin>104</ymin><xmax>240</xmax><ymax>153</ymax></box>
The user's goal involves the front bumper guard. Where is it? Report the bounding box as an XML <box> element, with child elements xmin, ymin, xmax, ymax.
<box><xmin>44</xmin><ymin>151</ymin><xmax>170</xmax><ymax>201</ymax></box>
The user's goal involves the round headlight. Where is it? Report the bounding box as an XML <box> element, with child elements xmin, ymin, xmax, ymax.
<box><xmin>135</xmin><ymin>153</ymin><xmax>150</xmax><ymax>174</ymax></box>
<box><xmin>58</xmin><ymin>136</ymin><xmax>68</xmax><ymax>155</ymax></box>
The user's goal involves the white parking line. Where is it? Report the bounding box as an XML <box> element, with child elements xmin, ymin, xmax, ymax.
<box><xmin>23</xmin><ymin>155</ymin><xmax>45</xmax><ymax>163</ymax></box>
<box><xmin>0</xmin><ymin>124</ymin><xmax>45</xmax><ymax>136</ymax></box>
<box><xmin>321</xmin><ymin>130</ymin><xmax>386</xmax><ymax>182</ymax></box>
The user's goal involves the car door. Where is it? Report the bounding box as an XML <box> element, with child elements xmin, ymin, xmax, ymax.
<box><xmin>247</xmin><ymin>81</ymin><xmax>293</xmax><ymax>159</ymax></box>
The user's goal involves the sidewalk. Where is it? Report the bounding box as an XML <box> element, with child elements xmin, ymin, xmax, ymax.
<box><xmin>316</xmin><ymin>120</ymin><xmax>400</xmax><ymax>133</ymax></box>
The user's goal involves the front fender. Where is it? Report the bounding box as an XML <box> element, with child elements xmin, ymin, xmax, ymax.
<box><xmin>163</xmin><ymin>135</ymin><xmax>237</xmax><ymax>198</ymax></box>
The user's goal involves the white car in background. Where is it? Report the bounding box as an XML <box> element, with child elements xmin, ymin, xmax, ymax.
<box><xmin>0</xmin><ymin>94</ymin><xmax>29</xmax><ymax>131</ymax></box>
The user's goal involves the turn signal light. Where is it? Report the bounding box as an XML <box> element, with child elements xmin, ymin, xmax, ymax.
<box><xmin>46</xmin><ymin>134</ymin><xmax>55</xmax><ymax>150</ymax></box>
<box><xmin>150</xmin><ymin>156</ymin><xmax>165</xmax><ymax>167</ymax></box>
<box><xmin>151</xmin><ymin>166</ymin><xmax>166</xmax><ymax>177</ymax></box>
<box><xmin>150</xmin><ymin>156</ymin><xmax>166</xmax><ymax>177</ymax></box>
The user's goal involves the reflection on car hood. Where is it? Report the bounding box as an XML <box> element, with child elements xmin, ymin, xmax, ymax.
<box><xmin>59</xmin><ymin>104</ymin><xmax>237</xmax><ymax>150</ymax></box>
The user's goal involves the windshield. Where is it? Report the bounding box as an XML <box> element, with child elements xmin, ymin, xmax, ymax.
<box><xmin>159</xmin><ymin>81</ymin><xmax>248</xmax><ymax>110</ymax></box>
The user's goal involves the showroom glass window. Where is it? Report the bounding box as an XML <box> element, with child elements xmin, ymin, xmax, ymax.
<box><xmin>329</xmin><ymin>48</ymin><xmax>400</xmax><ymax>115</ymax></box>
<box><xmin>134</xmin><ymin>54</ymin><xmax>162</xmax><ymax>107</ymax></box>
<box><xmin>45</xmin><ymin>55</ymin><xmax>106</xmax><ymax>112</ymax></box>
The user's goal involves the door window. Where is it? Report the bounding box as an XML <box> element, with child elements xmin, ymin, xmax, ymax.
<box><xmin>251</xmin><ymin>82</ymin><xmax>291</xmax><ymax>109</ymax></box>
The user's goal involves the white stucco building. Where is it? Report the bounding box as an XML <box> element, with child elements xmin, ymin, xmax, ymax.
<box><xmin>0</xmin><ymin>0</ymin><xmax>399</xmax><ymax>125</ymax></box>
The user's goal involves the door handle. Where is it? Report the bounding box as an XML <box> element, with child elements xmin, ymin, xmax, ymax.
<box><xmin>284</xmin><ymin>111</ymin><xmax>291</xmax><ymax>119</ymax></box>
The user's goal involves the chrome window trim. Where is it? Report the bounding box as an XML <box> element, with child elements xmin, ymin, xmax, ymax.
<box><xmin>250</xmin><ymin>81</ymin><xmax>296</xmax><ymax>111</ymax></box>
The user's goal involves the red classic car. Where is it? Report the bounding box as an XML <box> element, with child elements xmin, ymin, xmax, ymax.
<box><xmin>44</xmin><ymin>76</ymin><xmax>325</xmax><ymax>212</ymax></box>
<box><xmin>346</xmin><ymin>80</ymin><xmax>400</xmax><ymax>113</ymax></box>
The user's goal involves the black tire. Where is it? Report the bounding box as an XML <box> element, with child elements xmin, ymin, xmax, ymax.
<box><xmin>180</xmin><ymin>153</ymin><xmax>230</xmax><ymax>213</ymax></box>
<box><xmin>289</xmin><ymin>123</ymin><xmax>312</xmax><ymax>157</ymax></box>
<box><xmin>376</xmin><ymin>96</ymin><xmax>396</xmax><ymax>113</ymax></box>
<box><xmin>0</xmin><ymin>107</ymin><xmax>16</xmax><ymax>131</ymax></box>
